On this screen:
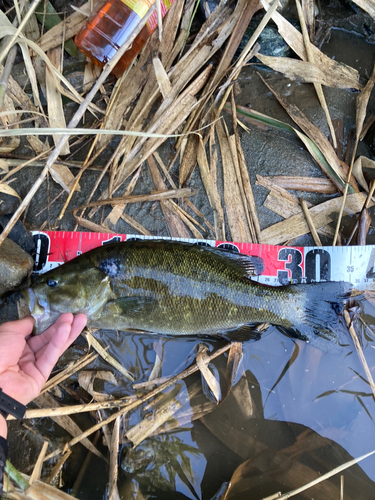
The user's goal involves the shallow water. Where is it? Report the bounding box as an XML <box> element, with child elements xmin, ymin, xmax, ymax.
<box><xmin>69</xmin><ymin>298</ymin><xmax>375</xmax><ymax>500</ymax></box>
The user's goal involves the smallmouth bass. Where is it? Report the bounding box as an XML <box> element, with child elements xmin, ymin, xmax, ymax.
<box><xmin>23</xmin><ymin>240</ymin><xmax>351</xmax><ymax>346</ymax></box>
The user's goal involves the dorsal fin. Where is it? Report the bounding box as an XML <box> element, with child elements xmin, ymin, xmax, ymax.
<box><xmin>205</xmin><ymin>246</ymin><xmax>265</xmax><ymax>277</ymax></box>
<box><xmin>223</xmin><ymin>253</ymin><xmax>265</xmax><ymax>277</ymax></box>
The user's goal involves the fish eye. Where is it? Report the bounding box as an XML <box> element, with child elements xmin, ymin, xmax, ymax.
<box><xmin>46</xmin><ymin>279</ymin><xmax>58</xmax><ymax>288</ymax></box>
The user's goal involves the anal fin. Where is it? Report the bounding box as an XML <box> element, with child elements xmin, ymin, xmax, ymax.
<box><xmin>218</xmin><ymin>324</ymin><xmax>266</xmax><ymax>342</ymax></box>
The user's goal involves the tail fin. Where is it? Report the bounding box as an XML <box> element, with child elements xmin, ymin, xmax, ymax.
<box><xmin>288</xmin><ymin>281</ymin><xmax>352</xmax><ymax>350</ymax></box>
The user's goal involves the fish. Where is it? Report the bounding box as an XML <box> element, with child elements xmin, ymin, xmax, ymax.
<box><xmin>23</xmin><ymin>240</ymin><xmax>352</xmax><ymax>347</ymax></box>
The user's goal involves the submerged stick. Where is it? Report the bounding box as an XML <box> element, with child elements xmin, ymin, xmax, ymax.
<box><xmin>29</xmin><ymin>441</ymin><xmax>48</xmax><ymax>484</ymax></box>
<box><xmin>45</xmin><ymin>450</ymin><xmax>72</xmax><ymax>485</ymax></box>
<box><xmin>7</xmin><ymin>398</ymin><xmax>132</xmax><ymax>421</ymax></box>
<box><xmin>44</xmin><ymin>343</ymin><xmax>232</xmax><ymax>462</ymax></box>
<box><xmin>40</xmin><ymin>351</ymin><xmax>98</xmax><ymax>395</ymax></box>
<box><xmin>270</xmin><ymin>449</ymin><xmax>375</xmax><ymax>500</ymax></box>
<box><xmin>344</xmin><ymin>309</ymin><xmax>375</xmax><ymax>400</ymax></box>
<box><xmin>108</xmin><ymin>416</ymin><xmax>120</xmax><ymax>500</ymax></box>
<box><xmin>84</xmin><ymin>331</ymin><xmax>134</xmax><ymax>382</ymax></box>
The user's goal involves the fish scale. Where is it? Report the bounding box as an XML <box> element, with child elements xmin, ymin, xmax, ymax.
<box><xmin>95</xmin><ymin>242</ymin><xmax>294</xmax><ymax>334</ymax></box>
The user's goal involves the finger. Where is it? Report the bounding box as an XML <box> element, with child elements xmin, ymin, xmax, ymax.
<box><xmin>33</xmin><ymin>316</ymin><xmax>72</xmax><ymax>381</ymax></box>
<box><xmin>34</xmin><ymin>314</ymin><xmax>86</xmax><ymax>382</ymax></box>
<box><xmin>27</xmin><ymin>313</ymin><xmax>74</xmax><ymax>352</ymax></box>
<box><xmin>62</xmin><ymin>314</ymin><xmax>87</xmax><ymax>351</ymax></box>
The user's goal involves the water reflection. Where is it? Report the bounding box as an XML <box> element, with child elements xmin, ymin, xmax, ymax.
<box><xmin>120</xmin><ymin>432</ymin><xmax>204</xmax><ymax>499</ymax></box>
<box><xmin>73</xmin><ymin>298</ymin><xmax>375</xmax><ymax>500</ymax></box>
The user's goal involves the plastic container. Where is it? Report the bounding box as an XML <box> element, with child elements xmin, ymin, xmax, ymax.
<box><xmin>75</xmin><ymin>0</ymin><xmax>174</xmax><ymax>77</ymax></box>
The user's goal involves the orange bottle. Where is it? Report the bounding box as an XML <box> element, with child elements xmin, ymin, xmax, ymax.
<box><xmin>75</xmin><ymin>0</ymin><xmax>175</xmax><ymax>77</ymax></box>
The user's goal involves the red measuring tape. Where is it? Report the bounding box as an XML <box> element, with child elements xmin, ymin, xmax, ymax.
<box><xmin>31</xmin><ymin>231</ymin><xmax>375</xmax><ymax>290</ymax></box>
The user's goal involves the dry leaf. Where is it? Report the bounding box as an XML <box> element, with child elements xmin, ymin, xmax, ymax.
<box><xmin>231</xmin><ymin>94</ymin><xmax>261</xmax><ymax>242</ymax></box>
<box><xmin>36</xmin><ymin>0</ymin><xmax>102</xmax><ymax>53</ymax></box>
<box><xmin>264</xmin><ymin>192</ymin><xmax>303</xmax><ymax>219</ymax></box>
<box><xmin>26</xmin><ymin>479</ymin><xmax>84</xmax><ymax>499</ymax></box>
<box><xmin>46</xmin><ymin>47</ymin><xmax>70</xmax><ymax>155</ymax></box>
<box><xmin>179</xmin><ymin>134</ymin><xmax>199</xmax><ymax>187</ymax></box>
<box><xmin>302</xmin><ymin>0</ymin><xmax>315</xmax><ymax>40</ymax></box>
<box><xmin>261</xmin><ymin>192</ymin><xmax>372</xmax><ymax>244</ymax></box>
<box><xmin>49</xmin><ymin>164</ymin><xmax>81</xmax><ymax>193</ymax></box>
<box><xmin>0</xmin><ymin>159</ymin><xmax>8</xmax><ymax>172</ymax></box>
<box><xmin>27</xmin><ymin>135</ymin><xmax>49</xmax><ymax>154</ymax></box>
<box><xmin>351</xmin><ymin>0</ymin><xmax>375</xmax><ymax>18</ymax></box>
<box><xmin>24</xmin><ymin>0</ymin><xmax>40</xmax><ymax>41</ymax></box>
<box><xmin>260</xmin><ymin>0</ymin><xmax>360</xmax><ymax>89</ymax></box>
<box><xmin>0</xmin><ymin>183</ymin><xmax>21</xmax><ymax>199</ymax></box>
<box><xmin>295</xmin><ymin>0</ymin><xmax>336</xmax><ymax>147</ymax></box>
<box><xmin>357</xmin><ymin>208</ymin><xmax>371</xmax><ymax>246</ymax></box>
<box><xmin>259</xmin><ymin>74</ymin><xmax>350</xmax><ymax>191</ymax></box>
<box><xmin>0</xmin><ymin>93</ymin><xmax>20</xmax><ymax>153</ymax></box>
<box><xmin>216</xmin><ymin>120</ymin><xmax>252</xmax><ymax>242</ymax></box>
<box><xmin>83</xmin><ymin>61</ymin><xmax>102</xmax><ymax>93</ymax></box>
<box><xmin>263</xmin><ymin>175</ymin><xmax>336</xmax><ymax>194</ymax></box>
<box><xmin>153</xmin><ymin>57</ymin><xmax>172</xmax><ymax>98</ymax></box>
<box><xmin>353</xmin><ymin>156</ymin><xmax>375</xmax><ymax>191</ymax></box>
<box><xmin>79</xmin><ymin>370</ymin><xmax>117</xmax><ymax>402</ymax></box>
<box><xmin>256</xmin><ymin>54</ymin><xmax>355</xmax><ymax>89</ymax></box>
<box><xmin>84</xmin><ymin>331</ymin><xmax>134</xmax><ymax>381</ymax></box>
<box><xmin>196</xmin><ymin>136</ymin><xmax>225</xmax><ymax>240</ymax></box>
<box><xmin>148</xmin><ymin>155</ymin><xmax>191</xmax><ymax>238</ymax></box>
<box><xmin>196</xmin><ymin>344</ymin><xmax>221</xmax><ymax>403</ymax></box>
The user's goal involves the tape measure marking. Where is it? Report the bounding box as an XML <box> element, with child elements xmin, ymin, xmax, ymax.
<box><xmin>31</xmin><ymin>231</ymin><xmax>374</xmax><ymax>290</ymax></box>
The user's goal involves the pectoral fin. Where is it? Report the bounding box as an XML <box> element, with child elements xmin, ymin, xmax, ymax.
<box><xmin>106</xmin><ymin>296</ymin><xmax>158</xmax><ymax>318</ymax></box>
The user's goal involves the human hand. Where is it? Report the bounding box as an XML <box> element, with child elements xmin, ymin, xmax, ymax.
<box><xmin>0</xmin><ymin>313</ymin><xmax>87</xmax><ymax>408</ymax></box>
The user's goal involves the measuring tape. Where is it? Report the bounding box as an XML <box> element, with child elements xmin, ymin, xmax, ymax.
<box><xmin>31</xmin><ymin>231</ymin><xmax>375</xmax><ymax>291</ymax></box>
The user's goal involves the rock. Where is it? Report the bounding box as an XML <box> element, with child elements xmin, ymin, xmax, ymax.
<box><xmin>0</xmin><ymin>238</ymin><xmax>34</xmax><ymax>295</ymax></box>
<box><xmin>0</xmin><ymin>291</ymin><xmax>24</xmax><ymax>324</ymax></box>
<box><xmin>236</xmin><ymin>19</ymin><xmax>296</xmax><ymax>61</ymax></box>
<box><xmin>364</xmin><ymin>121</ymin><xmax>375</xmax><ymax>158</ymax></box>
<box><xmin>0</xmin><ymin>193</ymin><xmax>20</xmax><ymax>216</ymax></box>
<box><xmin>0</xmin><ymin>215</ymin><xmax>36</xmax><ymax>255</ymax></box>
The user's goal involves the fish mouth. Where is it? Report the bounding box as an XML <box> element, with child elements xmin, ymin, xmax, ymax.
<box><xmin>22</xmin><ymin>288</ymin><xmax>52</xmax><ymax>334</ymax></box>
